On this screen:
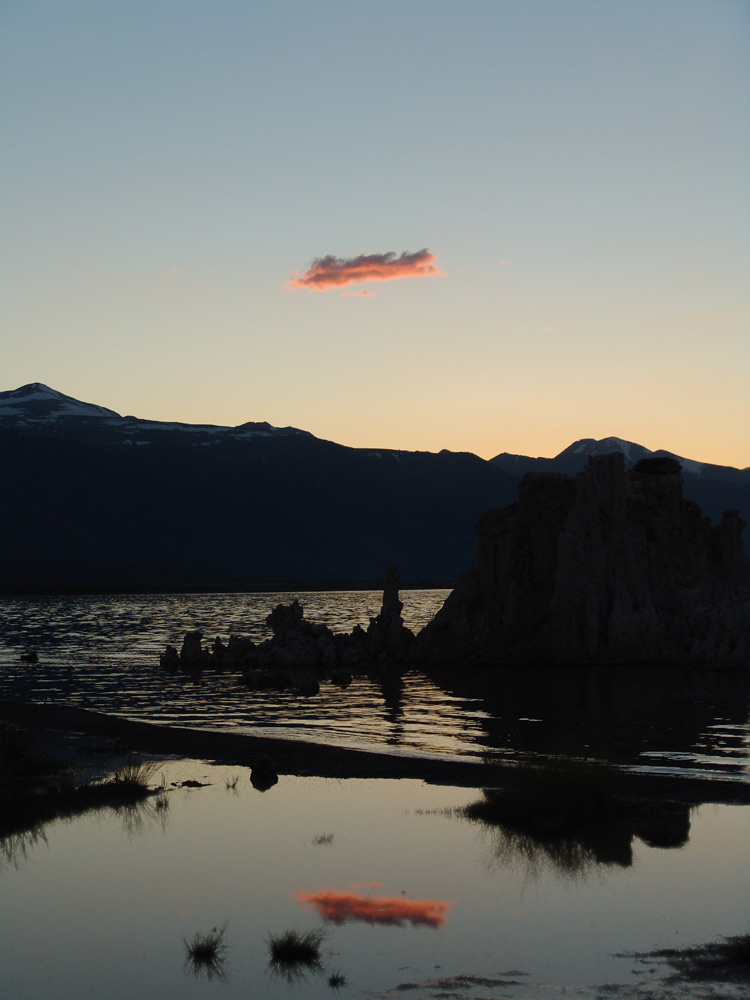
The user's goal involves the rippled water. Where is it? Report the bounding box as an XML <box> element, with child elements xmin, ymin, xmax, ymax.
<box><xmin>1</xmin><ymin>591</ymin><xmax>748</xmax><ymax>780</ymax></box>
<box><xmin>0</xmin><ymin>591</ymin><xmax>487</xmax><ymax>758</ymax></box>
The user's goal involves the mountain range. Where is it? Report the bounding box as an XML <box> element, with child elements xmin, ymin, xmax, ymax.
<box><xmin>1</xmin><ymin>383</ymin><xmax>747</xmax><ymax>592</ymax></box>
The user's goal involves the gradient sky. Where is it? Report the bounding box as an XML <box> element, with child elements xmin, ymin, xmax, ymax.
<box><xmin>2</xmin><ymin>1</ymin><xmax>748</xmax><ymax>466</ymax></box>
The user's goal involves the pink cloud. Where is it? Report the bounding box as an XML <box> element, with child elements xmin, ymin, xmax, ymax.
<box><xmin>498</xmin><ymin>260</ymin><xmax>511</xmax><ymax>267</ymax></box>
<box><xmin>342</xmin><ymin>289</ymin><xmax>376</xmax><ymax>298</ymax></box>
<box><xmin>285</xmin><ymin>249</ymin><xmax>444</xmax><ymax>291</ymax></box>
<box><xmin>294</xmin><ymin>889</ymin><xmax>454</xmax><ymax>928</ymax></box>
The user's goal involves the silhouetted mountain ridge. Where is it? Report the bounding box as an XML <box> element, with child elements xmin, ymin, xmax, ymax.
<box><xmin>492</xmin><ymin>435</ymin><xmax>749</xmax><ymax>481</ymax></box>
<box><xmin>1</xmin><ymin>385</ymin><xmax>747</xmax><ymax>591</ymax></box>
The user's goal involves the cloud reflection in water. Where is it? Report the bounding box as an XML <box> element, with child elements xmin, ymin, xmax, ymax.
<box><xmin>295</xmin><ymin>888</ymin><xmax>454</xmax><ymax>928</ymax></box>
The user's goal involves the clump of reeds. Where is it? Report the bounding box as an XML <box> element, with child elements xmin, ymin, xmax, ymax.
<box><xmin>2</xmin><ymin>758</ymin><xmax>164</xmax><ymax>843</ymax></box>
<box><xmin>111</xmin><ymin>760</ymin><xmax>162</xmax><ymax>790</ymax></box>
<box><xmin>328</xmin><ymin>970</ymin><xmax>348</xmax><ymax>988</ymax></box>
<box><xmin>182</xmin><ymin>922</ymin><xmax>229</xmax><ymax>981</ymax></box>
<box><xmin>267</xmin><ymin>927</ymin><xmax>325</xmax><ymax>980</ymax></box>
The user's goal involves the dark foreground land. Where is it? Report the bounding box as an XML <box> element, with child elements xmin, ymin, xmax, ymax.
<box><xmin>3</xmin><ymin>699</ymin><xmax>750</xmax><ymax>806</ymax></box>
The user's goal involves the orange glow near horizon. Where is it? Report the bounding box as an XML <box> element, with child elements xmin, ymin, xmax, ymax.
<box><xmin>294</xmin><ymin>888</ymin><xmax>455</xmax><ymax>928</ymax></box>
<box><xmin>285</xmin><ymin>248</ymin><xmax>444</xmax><ymax>291</ymax></box>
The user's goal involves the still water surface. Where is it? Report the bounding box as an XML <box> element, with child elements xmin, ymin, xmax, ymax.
<box><xmin>0</xmin><ymin>591</ymin><xmax>749</xmax><ymax>780</ymax></box>
<box><xmin>2</xmin><ymin>765</ymin><xmax>749</xmax><ymax>1000</ymax></box>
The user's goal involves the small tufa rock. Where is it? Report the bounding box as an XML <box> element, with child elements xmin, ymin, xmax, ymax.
<box><xmin>160</xmin><ymin>645</ymin><xmax>180</xmax><ymax>673</ymax></box>
<box><xmin>180</xmin><ymin>630</ymin><xmax>209</xmax><ymax>669</ymax></box>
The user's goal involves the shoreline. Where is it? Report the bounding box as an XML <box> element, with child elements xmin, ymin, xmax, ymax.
<box><xmin>3</xmin><ymin>699</ymin><xmax>750</xmax><ymax>805</ymax></box>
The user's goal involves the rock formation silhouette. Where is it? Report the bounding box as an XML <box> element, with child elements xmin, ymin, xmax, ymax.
<box><xmin>159</xmin><ymin>563</ymin><xmax>415</xmax><ymax>685</ymax></box>
<box><xmin>160</xmin><ymin>464</ymin><xmax>748</xmax><ymax>676</ymax></box>
<box><xmin>412</xmin><ymin>454</ymin><xmax>749</xmax><ymax>667</ymax></box>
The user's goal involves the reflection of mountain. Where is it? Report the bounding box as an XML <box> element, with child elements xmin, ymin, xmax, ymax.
<box><xmin>295</xmin><ymin>888</ymin><xmax>454</xmax><ymax>927</ymax></box>
<box><xmin>428</xmin><ymin>664</ymin><xmax>750</xmax><ymax>778</ymax></box>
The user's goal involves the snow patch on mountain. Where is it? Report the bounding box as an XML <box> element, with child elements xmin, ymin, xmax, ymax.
<box><xmin>0</xmin><ymin>383</ymin><xmax>309</xmax><ymax>439</ymax></box>
<box><xmin>568</xmin><ymin>437</ymin><xmax>653</xmax><ymax>461</ymax></box>
<box><xmin>561</xmin><ymin>437</ymin><xmax>705</xmax><ymax>474</ymax></box>
<box><xmin>0</xmin><ymin>382</ymin><xmax>122</xmax><ymax>422</ymax></box>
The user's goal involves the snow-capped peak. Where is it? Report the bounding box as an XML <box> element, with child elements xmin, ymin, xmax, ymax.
<box><xmin>558</xmin><ymin>437</ymin><xmax>706</xmax><ymax>476</ymax></box>
<box><xmin>0</xmin><ymin>384</ymin><xmax>312</xmax><ymax>441</ymax></box>
<box><xmin>562</xmin><ymin>437</ymin><xmax>654</xmax><ymax>463</ymax></box>
<box><xmin>0</xmin><ymin>383</ymin><xmax>123</xmax><ymax>422</ymax></box>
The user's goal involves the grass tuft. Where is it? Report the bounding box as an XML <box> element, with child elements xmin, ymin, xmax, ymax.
<box><xmin>111</xmin><ymin>760</ymin><xmax>162</xmax><ymax>789</ymax></box>
<box><xmin>182</xmin><ymin>922</ymin><xmax>228</xmax><ymax>981</ymax></box>
<box><xmin>267</xmin><ymin>927</ymin><xmax>325</xmax><ymax>981</ymax></box>
<box><xmin>2</xmin><ymin>757</ymin><xmax>164</xmax><ymax>844</ymax></box>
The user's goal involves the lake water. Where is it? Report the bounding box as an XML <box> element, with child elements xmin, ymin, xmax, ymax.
<box><xmin>1</xmin><ymin>763</ymin><xmax>749</xmax><ymax>1000</ymax></box>
<box><xmin>2</xmin><ymin>593</ymin><xmax>749</xmax><ymax>998</ymax></box>
<box><xmin>1</xmin><ymin>591</ymin><xmax>749</xmax><ymax>781</ymax></box>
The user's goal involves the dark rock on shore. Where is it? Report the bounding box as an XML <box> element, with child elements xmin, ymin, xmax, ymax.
<box><xmin>413</xmin><ymin>454</ymin><xmax>749</xmax><ymax>667</ymax></box>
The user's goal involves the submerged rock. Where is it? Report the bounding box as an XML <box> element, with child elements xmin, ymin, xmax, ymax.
<box><xmin>180</xmin><ymin>630</ymin><xmax>209</xmax><ymax>669</ymax></box>
<box><xmin>159</xmin><ymin>629</ymin><xmax>256</xmax><ymax>675</ymax></box>
<box><xmin>159</xmin><ymin>644</ymin><xmax>180</xmax><ymax>673</ymax></box>
<box><xmin>413</xmin><ymin>454</ymin><xmax>749</xmax><ymax>667</ymax></box>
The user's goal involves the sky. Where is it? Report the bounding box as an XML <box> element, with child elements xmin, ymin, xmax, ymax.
<box><xmin>1</xmin><ymin>0</ymin><xmax>748</xmax><ymax>466</ymax></box>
